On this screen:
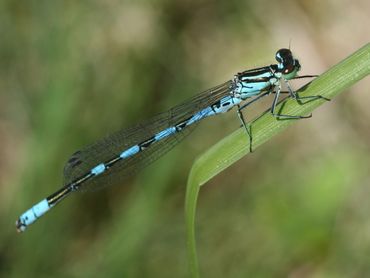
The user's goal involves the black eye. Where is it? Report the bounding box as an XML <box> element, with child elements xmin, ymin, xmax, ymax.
<box><xmin>276</xmin><ymin>48</ymin><xmax>293</xmax><ymax>63</ymax></box>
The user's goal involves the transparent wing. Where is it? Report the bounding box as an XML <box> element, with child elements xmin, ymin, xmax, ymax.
<box><xmin>63</xmin><ymin>80</ymin><xmax>233</xmax><ymax>191</ymax></box>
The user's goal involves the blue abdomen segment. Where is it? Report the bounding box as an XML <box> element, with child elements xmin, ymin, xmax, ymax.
<box><xmin>184</xmin><ymin>97</ymin><xmax>242</xmax><ymax>127</ymax></box>
<box><xmin>91</xmin><ymin>163</ymin><xmax>106</xmax><ymax>175</ymax></box>
<box><xmin>186</xmin><ymin>107</ymin><xmax>216</xmax><ymax>126</ymax></box>
<box><xmin>154</xmin><ymin>127</ymin><xmax>177</xmax><ymax>140</ymax></box>
<box><xmin>16</xmin><ymin>199</ymin><xmax>51</xmax><ymax>232</ymax></box>
<box><xmin>120</xmin><ymin>145</ymin><xmax>140</xmax><ymax>159</ymax></box>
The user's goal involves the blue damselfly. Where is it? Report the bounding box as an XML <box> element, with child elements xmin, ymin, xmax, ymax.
<box><xmin>16</xmin><ymin>48</ymin><xmax>328</xmax><ymax>232</ymax></box>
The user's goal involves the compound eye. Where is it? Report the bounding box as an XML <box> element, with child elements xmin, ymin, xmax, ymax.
<box><xmin>276</xmin><ymin>48</ymin><xmax>292</xmax><ymax>63</ymax></box>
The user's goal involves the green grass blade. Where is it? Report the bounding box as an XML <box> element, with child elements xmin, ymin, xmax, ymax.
<box><xmin>185</xmin><ymin>43</ymin><xmax>370</xmax><ymax>277</ymax></box>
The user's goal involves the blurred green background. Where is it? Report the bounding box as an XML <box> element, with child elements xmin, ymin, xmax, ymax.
<box><xmin>1</xmin><ymin>0</ymin><xmax>370</xmax><ymax>277</ymax></box>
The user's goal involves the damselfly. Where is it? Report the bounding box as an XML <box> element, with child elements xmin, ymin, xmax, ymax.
<box><xmin>16</xmin><ymin>48</ymin><xmax>329</xmax><ymax>232</ymax></box>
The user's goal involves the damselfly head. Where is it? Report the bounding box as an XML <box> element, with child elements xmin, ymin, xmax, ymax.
<box><xmin>275</xmin><ymin>48</ymin><xmax>301</xmax><ymax>79</ymax></box>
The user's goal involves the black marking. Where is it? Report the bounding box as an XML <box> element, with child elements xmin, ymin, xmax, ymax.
<box><xmin>175</xmin><ymin>117</ymin><xmax>191</xmax><ymax>131</ymax></box>
<box><xmin>238</xmin><ymin>66</ymin><xmax>276</xmax><ymax>78</ymax></box>
<box><xmin>210</xmin><ymin>104</ymin><xmax>217</xmax><ymax>113</ymax></box>
<box><xmin>72</xmin><ymin>173</ymin><xmax>94</xmax><ymax>190</ymax></box>
<box><xmin>139</xmin><ymin>136</ymin><xmax>156</xmax><ymax>149</ymax></box>
<box><xmin>32</xmin><ymin>209</ymin><xmax>38</xmax><ymax>220</ymax></box>
<box><xmin>211</xmin><ymin>100</ymin><xmax>221</xmax><ymax>110</ymax></box>
<box><xmin>105</xmin><ymin>156</ymin><xmax>122</xmax><ymax>168</ymax></box>
<box><xmin>240</xmin><ymin>77</ymin><xmax>271</xmax><ymax>83</ymax></box>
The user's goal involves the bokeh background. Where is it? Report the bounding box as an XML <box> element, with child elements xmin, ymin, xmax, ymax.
<box><xmin>1</xmin><ymin>0</ymin><xmax>370</xmax><ymax>277</ymax></box>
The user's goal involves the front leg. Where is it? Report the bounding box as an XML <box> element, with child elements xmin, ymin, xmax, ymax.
<box><xmin>270</xmin><ymin>85</ymin><xmax>312</xmax><ymax>120</ymax></box>
<box><xmin>284</xmin><ymin>79</ymin><xmax>331</xmax><ymax>104</ymax></box>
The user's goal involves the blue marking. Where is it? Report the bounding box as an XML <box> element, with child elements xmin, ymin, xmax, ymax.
<box><xmin>91</xmin><ymin>163</ymin><xmax>106</xmax><ymax>175</ymax></box>
<box><xmin>186</xmin><ymin>107</ymin><xmax>215</xmax><ymax>126</ymax></box>
<box><xmin>18</xmin><ymin>199</ymin><xmax>50</xmax><ymax>228</ymax></box>
<box><xmin>276</xmin><ymin>52</ymin><xmax>282</xmax><ymax>61</ymax></box>
<box><xmin>154</xmin><ymin>127</ymin><xmax>176</xmax><ymax>140</ymax></box>
<box><xmin>120</xmin><ymin>145</ymin><xmax>140</xmax><ymax>159</ymax></box>
<box><xmin>245</xmin><ymin>81</ymin><xmax>270</xmax><ymax>92</ymax></box>
<box><xmin>235</xmin><ymin>80</ymin><xmax>271</xmax><ymax>97</ymax></box>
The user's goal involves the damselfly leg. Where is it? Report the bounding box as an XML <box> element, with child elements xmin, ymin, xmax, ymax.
<box><xmin>271</xmin><ymin>75</ymin><xmax>330</xmax><ymax>120</ymax></box>
<box><xmin>236</xmin><ymin>91</ymin><xmax>271</xmax><ymax>152</ymax></box>
<box><xmin>237</xmin><ymin>90</ymin><xmax>301</xmax><ymax>151</ymax></box>
<box><xmin>284</xmin><ymin>78</ymin><xmax>331</xmax><ymax>104</ymax></box>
